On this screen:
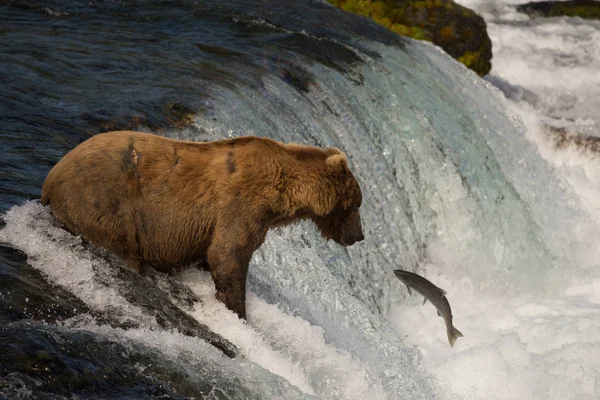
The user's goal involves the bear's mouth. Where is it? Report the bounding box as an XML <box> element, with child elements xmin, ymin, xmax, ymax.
<box><xmin>337</xmin><ymin>237</ymin><xmax>352</xmax><ymax>247</ymax></box>
<box><xmin>336</xmin><ymin>232</ymin><xmax>364</xmax><ymax>247</ymax></box>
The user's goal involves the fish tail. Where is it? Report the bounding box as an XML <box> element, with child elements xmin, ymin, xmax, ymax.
<box><xmin>447</xmin><ymin>325</ymin><xmax>463</xmax><ymax>348</ymax></box>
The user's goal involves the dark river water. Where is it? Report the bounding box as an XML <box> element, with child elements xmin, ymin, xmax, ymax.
<box><xmin>0</xmin><ymin>0</ymin><xmax>403</xmax><ymax>214</ymax></box>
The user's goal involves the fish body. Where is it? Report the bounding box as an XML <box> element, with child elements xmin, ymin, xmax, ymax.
<box><xmin>394</xmin><ymin>269</ymin><xmax>463</xmax><ymax>347</ymax></box>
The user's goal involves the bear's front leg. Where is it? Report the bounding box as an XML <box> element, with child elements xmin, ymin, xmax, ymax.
<box><xmin>207</xmin><ymin>245</ymin><xmax>251</xmax><ymax>319</ymax></box>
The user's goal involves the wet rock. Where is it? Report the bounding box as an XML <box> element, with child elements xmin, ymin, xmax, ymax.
<box><xmin>484</xmin><ymin>75</ymin><xmax>540</xmax><ymax>106</ymax></box>
<box><xmin>0</xmin><ymin>241</ymin><xmax>238</xmax><ymax>359</ymax></box>
<box><xmin>327</xmin><ymin>0</ymin><xmax>493</xmax><ymax>76</ymax></box>
<box><xmin>0</xmin><ymin>245</ymin><xmax>99</xmax><ymax>325</ymax></box>
<box><xmin>80</xmin><ymin>245</ymin><xmax>239</xmax><ymax>359</ymax></box>
<box><xmin>81</xmin><ymin>102</ymin><xmax>198</xmax><ymax>136</ymax></box>
<box><xmin>0</xmin><ymin>322</ymin><xmax>252</xmax><ymax>399</ymax></box>
<box><xmin>159</xmin><ymin>102</ymin><xmax>197</xmax><ymax>130</ymax></box>
<box><xmin>517</xmin><ymin>1</ymin><xmax>600</xmax><ymax>20</ymax></box>
<box><xmin>543</xmin><ymin>124</ymin><xmax>600</xmax><ymax>154</ymax></box>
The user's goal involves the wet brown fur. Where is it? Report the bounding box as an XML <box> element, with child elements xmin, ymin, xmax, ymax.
<box><xmin>41</xmin><ymin>131</ymin><xmax>364</xmax><ymax>318</ymax></box>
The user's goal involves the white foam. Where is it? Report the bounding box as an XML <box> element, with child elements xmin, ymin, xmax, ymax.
<box><xmin>458</xmin><ymin>0</ymin><xmax>600</xmax><ymax>128</ymax></box>
<box><xmin>459</xmin><ymin>0</ymin><xmax>600</xmax><ymax>256</ymax></box>
<box><xmin>388</xmin><ymin>267</ymin><xmax>600</xmax><ymax>400</ymax></box>
<box><xmin>0</xmin><ymin>201</ymin><xmax>156</xmax><ymax>327</ymax></box>
<box><xmin>525</xmin><ymin>109</ymin><xmax>600</xmax><ymax>218</ymax></box>
<box><xmin>176</xmin><ymin>269</ymin><xmax>315</xmax><ymax>395</ymax></box>
<box><xmin>63</xmin><ymin>322</ymin><xmax>314</xmax><ymax>399</ymax></box>
<box><xmin>387</xmin><ymin>2</ymin><xmax>600</xmax><ymax>397</ymax></box>
<box><xmin>392</xmin><ymin>5</ymin><xmax>600</xmax><ymax>397</ymax></box>
<box><xmin>0</xmin><ymin>202</ymin><xmax>389</xmax><ymax>399</ymax></box>
<box><xmin>180</xmin><ymin>268</ymin><xmax>389</xmax><ymax>400</ymax></box>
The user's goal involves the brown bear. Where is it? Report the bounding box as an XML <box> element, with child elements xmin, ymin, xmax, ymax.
<box><xmin>41</xmin><ymin>131</ymin><xmax>364</xmax><ymax>318</ymax></box>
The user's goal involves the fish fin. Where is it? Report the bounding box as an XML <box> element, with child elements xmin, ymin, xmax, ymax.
<box><xmin>441</xmin><ymin>289</ymin><xmax>447</xmax><ymax>296</ymax></box>
<box><xmin>422</xmin><ymin>297</ymin><xmax>428</xmax><ymax>306</ymax></box>
<box><xmin>448</xmin><ymin>326</ymin><xmax>464</xmax><ymax>348</ymax></box>
<box><xmin>437</xmin><ymin>310</ymin><xmax>441</xmax><ymax>317</ymax></box>
<box><xmin>405</xmin><ymin>285</ymin><xmax>412</xmax><ymax>296</ymax></box>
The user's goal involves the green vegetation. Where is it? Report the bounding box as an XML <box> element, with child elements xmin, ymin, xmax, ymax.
<box><xmin>328</xmin><ymin>0</ymin><xmax>493</xmax><ymax>76</ymax></box>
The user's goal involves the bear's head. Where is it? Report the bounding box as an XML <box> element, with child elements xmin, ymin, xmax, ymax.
<box><xmin>311</xmin><ymin>150</ymin><xmax>364</xmax><ymax>247</ymax></box>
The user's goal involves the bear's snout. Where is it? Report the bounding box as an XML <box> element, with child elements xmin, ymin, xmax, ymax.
<box><xmin>336</xmin><ymin>211</ymin><xmax>364</xmax><ymax>246</ymax></box>
<box><xmin>338</xmin><ymin>229</ymin><xmax>364</xmax><ymax>246</ymax></box>
<box><xmin>357</xmin><ymin>230</ymin><xmax>364</xmax><ymax>242</ymax></box>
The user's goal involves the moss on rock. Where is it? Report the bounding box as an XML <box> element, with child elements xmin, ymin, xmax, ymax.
<box><xmin>328</xmin><ymin>0</ymin><xmax>492</xmax><ymax>76</ymax></box>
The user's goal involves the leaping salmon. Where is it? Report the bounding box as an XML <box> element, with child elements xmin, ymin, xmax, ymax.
<box><xmin>394</xmin><ymin>269</ymin><xmax>463</xmax><ymax>347</ymax></box>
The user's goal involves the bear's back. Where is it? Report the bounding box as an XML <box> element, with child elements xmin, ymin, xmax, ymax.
<box><xmin>40</xmin><ymin>131</ymin><xmax>288</xmax><ymax>272</ymax></box>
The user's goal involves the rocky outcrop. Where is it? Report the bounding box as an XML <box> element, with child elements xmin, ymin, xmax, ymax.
<box><xmin>327</xmin><ymin>0</ymin><xmax>493</xmax><ymax>76</ymax></box>
<box><xmin>517</xmin><ymin>1</ymin><xmax>600</xmax><ymax>20</ymax></box>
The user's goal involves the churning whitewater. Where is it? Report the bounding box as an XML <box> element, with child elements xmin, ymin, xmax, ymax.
<box><xmin>389</xmin><ymin>1</ymin><xmax>600</xmax><ymax>399</ymax></box>
<box><xmin>1</xmin><ymin>0</ymin><xmax>600</xmax><ymax>399</ymax></box>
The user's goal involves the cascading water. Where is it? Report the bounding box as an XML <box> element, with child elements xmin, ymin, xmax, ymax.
<box><xmin>1</xmin><ymin>1</ymin><xmax>599</xmax><ymax>399</ymax></box>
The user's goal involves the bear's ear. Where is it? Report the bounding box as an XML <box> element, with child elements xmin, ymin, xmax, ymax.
<box><xmin>325</xmin><ymin>153</ymin><xmax>347</xmax><ymax>169</ymax></box>
<box><xmin>325</xmin><ymin>153</ymin><xmax>349</xmax><ymax>183</ymax></box>
<box><xmin>325</xmin><ymin>147</ymin><xmax>342</xmax><ymax>156</ymax></box>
